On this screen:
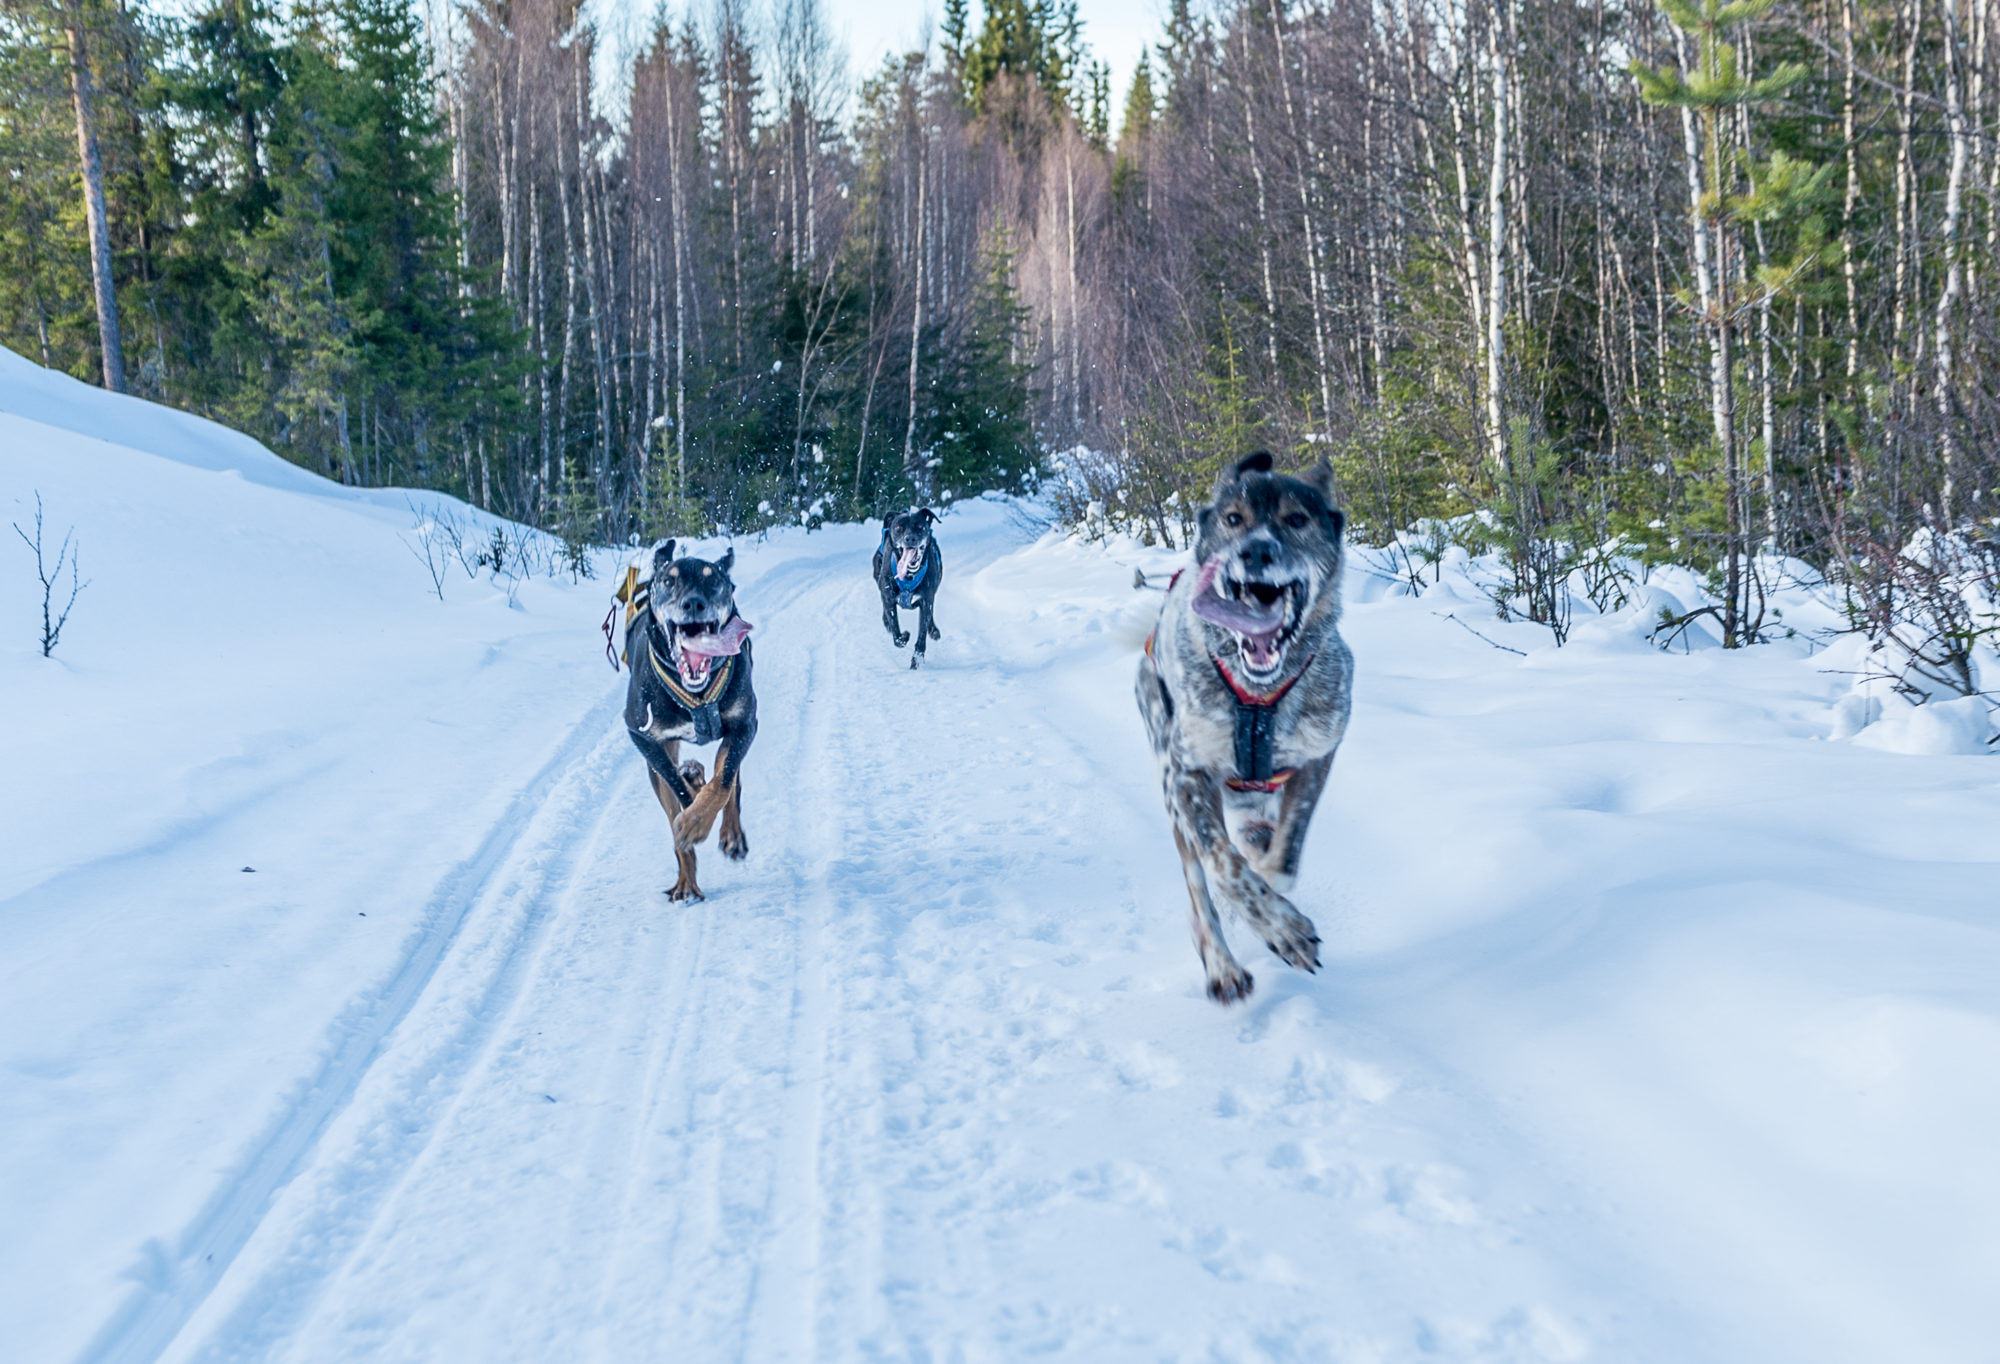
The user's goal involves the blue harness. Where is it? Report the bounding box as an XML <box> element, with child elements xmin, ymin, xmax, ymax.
<box><xmin>883</xmin><ymin>530</ymin><xmax>930</xmax><ymax>607</ymax></box>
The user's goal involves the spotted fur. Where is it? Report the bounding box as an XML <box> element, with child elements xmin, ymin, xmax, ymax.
<box><xmin>1136</xmin><ymin>452</ymin><xmax>1354</xmax><ymax>1003</ymax></box>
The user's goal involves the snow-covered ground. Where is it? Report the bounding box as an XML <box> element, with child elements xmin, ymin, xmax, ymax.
<box><xmin>5</xmin><ymin>347</ymin><xmax>1999</xmax><ymax>1363</ymax></box>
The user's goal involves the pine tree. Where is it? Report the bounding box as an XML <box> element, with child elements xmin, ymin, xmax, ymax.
<box><xmin>927</xmin><ymin>229</ymin><xmax>1035</xmax><ymax>502</ymax></box>
<box><xmin>1633</xmin><ymin>0</ymin><xmax>1812</xmax><ymax>645</ymax></box>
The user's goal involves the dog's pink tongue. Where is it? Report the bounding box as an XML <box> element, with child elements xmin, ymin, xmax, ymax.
<box><xmin>680</xmin><ymin>615</ymin><xmax>753</xmax><ymax>658</ymax></box>
<box><xmin>1189</xmin><ymin>555</ymin><xmax>1286</xmax><ymax>636</ymax></box>
<box><xmin>896</xmin><ymin>547</ymin><xmax>924</xmax><ymax>578</ymax></box>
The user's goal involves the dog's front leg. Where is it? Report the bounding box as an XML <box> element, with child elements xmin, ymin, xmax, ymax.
<box><xmin>1166</xmin><ymin>763</ymin><xmax>1322</xmax><ymax>976</ymax></box>
<box><xmin>911</xmin><ymin>593</ymin><xmax>934</xmax><ymax>668</ymax></box>
<box><xmin>631</xmin><ymin>730</ymin><xmax>697</xmax><ymax>809</ymax></box>
<box><xmin>1172</xmin><ymin>825</ymin><xmax>1254</xmax><ymax>1003</ymax></box>
<box><xmin>676</xmin><ymin>721</ymin><xmax>754</xmax><ymax>849</ymax></box>
<box><xmin>675</xmin><ymin>777</ymin><xmax>732</xmax><ymax>850</ymax></box>
<box><xmin>880</xmin><ymin>584</ymin><xmax>909</xmax><ymax>647</ymax></box>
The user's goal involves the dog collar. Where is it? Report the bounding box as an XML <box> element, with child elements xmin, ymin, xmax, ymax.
<box><xmin>648</xmin><ymin>634</ymin><xmax>736</xmax><ymax>710</ymax></box>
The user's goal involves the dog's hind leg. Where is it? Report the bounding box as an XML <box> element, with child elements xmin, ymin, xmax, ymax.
<box><xmin>718</xmin><ymin>777</ymin><xmax>748</xmax><ymax>860</ymax></box>
<box><xmin>1173</xmin><ymin>827</ymin><xmax>1253</xmax><ymax>1003</ymax></box>
<box><xmin>1166</xmin><ymin>764</ymin><xmax>1321</xmax><ymax>976</ymax></box>
<box><xmin>1256</xmin><ymin>755</ymin><xmax>1333</xmax><ymax>894</ymax></box>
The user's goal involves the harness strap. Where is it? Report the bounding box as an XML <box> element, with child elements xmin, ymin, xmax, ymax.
<box><xmin>1141</xmin><ymin>569</ymin><xmax>1186</xmax><ymax>660</ymax></box>
<box><xmin>604</xmin><ymin>565</ymin><xmax>646</xmax><ymax>670</ymax></box>
<box><xmin>1226</xmin><ymin>770</ymin><xmax>1297</xmax><ymax>793</ymax></box>
<box><xmin>1213</xmin><ymin>652</ymin><xmax>1315</xmax><ymax>786</ymax></box>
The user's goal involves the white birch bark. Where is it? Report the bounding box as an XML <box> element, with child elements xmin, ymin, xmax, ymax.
<box><xmin>65</xmin><ymin>2</ymin><xmax>124</xmax><ymax>394</ymax></box>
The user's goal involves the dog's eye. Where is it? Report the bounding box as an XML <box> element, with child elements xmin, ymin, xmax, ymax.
<box><xmin>1223</xmin><ymin>511</ymin><xmax>1245</xmax><ymax>528</ymax></box>
<box><xmin>1285</xmin><ymin>512</ymin><xmax>1310</xmax><ymax>529</ymax></box>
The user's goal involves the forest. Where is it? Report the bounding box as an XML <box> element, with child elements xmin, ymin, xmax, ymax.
<box><xmin>4</xmin><ymin>0</ymin><xmax>1997</xmax><ymax>655</ymax></box>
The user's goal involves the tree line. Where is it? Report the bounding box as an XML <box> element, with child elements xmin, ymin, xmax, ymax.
<box><xmin>4</xmin><ymin>0</ymin><xmax>1997</xmax><ymax>644</ymax></box>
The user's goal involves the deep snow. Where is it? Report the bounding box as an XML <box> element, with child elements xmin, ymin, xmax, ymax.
<box><xmin>4</xmin><ymin>347</ymin><xmax>2000</xmax><ymax>1363</ymax></box>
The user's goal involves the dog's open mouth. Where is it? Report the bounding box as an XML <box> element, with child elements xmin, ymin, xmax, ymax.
<box><xmin>895</xmin><ymin>546</ymin><xmax>925</xmax><ymax>580</ymax></box>
<box><xmin>1191</xmin><ymin>558</ymin><xmax>1306</xmax><ymax>678</ymax></box>
<box><xmin>668</xmin><ymin>615</ymin><xmax>753</xmax><ymax>688</ymax></box>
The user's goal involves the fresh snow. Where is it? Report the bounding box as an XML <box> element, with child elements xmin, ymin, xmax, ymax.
<box><xmin>4</xmin><ymin>347</ymin><xmax>2000</xmax><ymax>1363</ymax></box>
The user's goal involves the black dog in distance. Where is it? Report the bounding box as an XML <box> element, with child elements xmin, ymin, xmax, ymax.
<box><xmin>874</xmin><ymin>509</ymin><xmax>944</xmax><ymax>668</ymax></box>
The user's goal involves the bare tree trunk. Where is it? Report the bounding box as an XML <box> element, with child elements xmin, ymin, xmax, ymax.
<box><xmin>557</xmin><ymin>152</ymin><xmax>578</xmax><ymax>508</ymax></box>
<box><xmin>1484</xmin><ymin>0</ymin><xmax>1512</xmax><ymax>470</ymax></box>
<box><xmin>1264</xmin><ymin>0</ymin><xmax>1335</xmax><ymax>426</ymax></box>
<box><xmin>903</xmin><ymin>131</ymin><xmax>928</xmax><ymax>494</ymax></box>
<box><xmin>1935</xmin><ymin>0</ymin><xmax>1971</xmax><ymax>520</ymax></box>
<box><xmin>1235</xmin><ymin>24</ymin><xmax>1281</xmax><ymax>374</ymax></box>
<box><xmin>1065</xmin><ymin>135</ymin><xmax>1083</xmax><ymax>433</ymax></box>
<box><xmin>65</xmin><ymin>1</ymin><xmax>124</xmax><ymax>393</ymax></box>
<box><xmin>531</xmin><ymin>175</ymin><xmax>552</xmax><ymax>510</ymax></box>
<box><xmin>640</xmin><ymin>233</ymin><xmax>658</xmax><ymax>495</ymax></box>
<box><xmin>1893</xmin><ymin>0</ymin><xmax>1919</xmax><ymax>370</ymax></box>
<box><xmin>663</xmin><ymin>53</ymin><xmax>691</xmax><ymax>495</ymax></box>
<box><xmin>572</xmin><ymin>51</ymin><xmax>611</xmax><ymax>503</ymax></box>
<box><xmin>1843</xmin><ymin>0</ymin><xmax>1860</xmax><ymax>379</ymax></box>
<box><xmin>1441</xmin><ymin>9</ymin><xmax>1486</xmax><ymax>421</ymax></box>
<box><xmin>1754</xmin><ymin>220</ymin><xmax>1778</xmax><ymax>545</ymax></box>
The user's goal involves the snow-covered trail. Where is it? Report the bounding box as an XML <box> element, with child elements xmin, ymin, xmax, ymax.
<box><xmin>65</xmin><ymin>508</ymin><xmax>1650</xmax><ymax>1364</ymax></box>
<box><xmin>9</xmin><ymin>350</ymin><xmax>2000</xmax><ymax>1363</ymax></box>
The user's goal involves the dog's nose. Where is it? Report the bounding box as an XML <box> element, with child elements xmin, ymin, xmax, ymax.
<box><xmin>685</xmin><ymin>596</ymin><xmax>706</xmax><ymax>613</ymax></box>
<box><xmin>1236</xmin><ymin>537</ymin><xmax>1279</xmax><ymax>575</ymax></box>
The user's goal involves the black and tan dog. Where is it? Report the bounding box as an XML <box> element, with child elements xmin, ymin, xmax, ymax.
<box><xmin>623</xmin><ymin>541</ymin><xmax>758</xmax><ymax>901</ymax></box>
<box><xmin>873</xmin><ymin>508</ymin><xmax>943</xmax><ymax>668</ymax></box>
<box><xmin>1136</xmin><ymin>452</ymin><xmax>1354</xmax><ymax>1004</ymax></box>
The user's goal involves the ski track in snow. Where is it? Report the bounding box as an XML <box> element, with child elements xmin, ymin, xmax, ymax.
<box><xmin>79</xmin><ymin>687</ymin><xmax>632</xmax><ymax>1364</ymax></box>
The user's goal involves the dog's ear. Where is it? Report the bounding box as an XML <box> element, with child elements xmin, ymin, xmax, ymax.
<box><xmin>715</xmin><ymin>547</ymin><xmax>735</xmax><ymax>575</ymax></box>
<box><xmin>1301</xmin><ymin>459</ymin><xmax>1335</xmax><ymax>499</ymax></box>
<box><xmin>1211</xmin><ymin>450</ymin><xmax>1275</xmax><ymax>499</ymax></box>
<box><xmin>652</xmin><ymin>539</ymin><xmax>676</xmax><ymax>575</ymax></box>
<box><xmin>919</xmin><ymin>508</ymin><xmax>937</xmax><ymax>527</ymax></box>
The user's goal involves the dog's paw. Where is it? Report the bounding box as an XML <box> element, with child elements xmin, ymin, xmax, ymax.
<box><xmin>893</xmin><ymin>630</ymin><xmax>910</xmax><ymax>647</ymax></box>
<box><xmin>665</xmin><ymin>880</ymin><xmax>706</xmax><ymax>903</ymax></box>
<box><xmin>1265</xmin><ymin>913</ymin><xmax>1322</xmax><ymax>973</ymax></box>
<box><xmin>1207</xmin><ymin>966</ymin><xmax>1255</xmax><ymax>1005</ymax></box>
<box><xmin>720</xmin><ymin>828</ymin><xmax>749</xmax><ymax>861</ymax></box>
<box><xmin>928</xmin><ymin>622</ymin><xmax>941</xmax><ymax>640</ymax></box>
<box><xmin>910</xmin><ymin>652</ymin><xmax>922</xmax><ymax>670</ymax></box>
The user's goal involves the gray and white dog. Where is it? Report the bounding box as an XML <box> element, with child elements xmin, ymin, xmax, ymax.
<box><xmin>873</xmin><ymin>508</ymin><xmax>944</xmax><ymax>668</ymax></box>
<box><xmin>1135</xmin><ymin>452</ymin><xmax>1354</xmax><ymax>1004</ymax></box>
